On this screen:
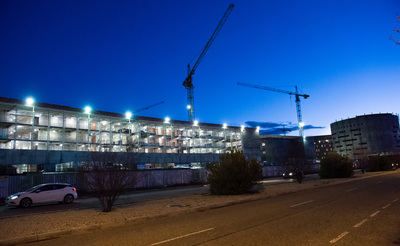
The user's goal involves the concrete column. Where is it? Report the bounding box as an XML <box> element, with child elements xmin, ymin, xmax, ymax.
<box><xmin>13</xmin><ymin>107</ymin><xmax>17</xmax><ymax>149</ymax></box>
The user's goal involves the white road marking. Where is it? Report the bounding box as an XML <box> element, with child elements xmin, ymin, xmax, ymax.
<box><xmin>329</xmin><ymin>231</ymin><xmax>349</xmax><ymax>244</ymax></box>
<box><xmin>150</xmin><ymin>227</ymin><xmax>215</xmax><ymax>245</ymax></box>
<box><xmin>346</xmin><ymin>188</ymin><xmax>358</xmax><ymax>192</ymax></box>
<box><xmin>382</xmin><ymin>203</ymin><xmax>391</xmax><ymax>209</ymax></box>
<box><xmin>393</xmin><ymin>198</ymin><xmax>399</xmax><ymax>203</ymax></box>
<box><xmin>370</xmin><ymin>210</ymin><xmax>380</xmax><ymax>218</ymax></box>
<box><xmin>290</xmin><ymin>200</ymin><xmax>314</xmax><ymax>208</ymax></box>
<box><xmin>353</xmin><ymin>218</ymin><xmax>368</xmax><ymax>228</ymax></box>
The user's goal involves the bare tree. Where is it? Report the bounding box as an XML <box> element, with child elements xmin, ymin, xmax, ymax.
<box><xmin>85</xmin><ymin>153</ymin><xmax>136</xmax><ymax>212</ymax></box>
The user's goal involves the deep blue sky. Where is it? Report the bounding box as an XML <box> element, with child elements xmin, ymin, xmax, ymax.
<box><xmin>1</xmin><ymin>0</ymin><xmax>399</xmax><ymax>136</ymax></box>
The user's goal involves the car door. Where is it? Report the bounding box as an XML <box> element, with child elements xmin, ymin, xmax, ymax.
<box><xmin>31</xmin><ymin>185</ymin><xmax>54</xmax><ymax>203</ymax></box>
<box><xmin>52</xmin><ymin>184</ymin><xmax>66</xmax><ymax>201</ymax></box>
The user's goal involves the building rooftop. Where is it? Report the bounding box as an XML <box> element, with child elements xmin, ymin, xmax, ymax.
<box><xmin>0</xmin><ymin>96</ymin><xmax>247</xmax><ymax>129</ymax></box>
<box><xmin>333</xmin><ymin>113</ymin><xmax>398</xmax><ymax>123</ymax></box>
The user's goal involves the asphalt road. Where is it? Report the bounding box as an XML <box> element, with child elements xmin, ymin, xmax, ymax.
<box><xmin>25</xmin><ymin>172</ymin><xmax>400</xmax><ymax>246</ymax></box>
<box><xmin>0</xmin><ymin>175</ymin><xmax>306</xmax><ymax>219</ymax></box>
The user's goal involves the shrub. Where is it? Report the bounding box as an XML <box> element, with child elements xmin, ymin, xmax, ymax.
<box><xmin>319</xmin><ymin>152</ymin><xmax>353</xmax><ymax>179</ymax></box>
<box><xmin>367</xmin><ymin>155</ymin><xmax>392</xmax><ymax>172</ymax></box>
<box><xmin>208</xmin><ymin>151</ymin><xmax>262</xmax><ymax>195</ymax></box>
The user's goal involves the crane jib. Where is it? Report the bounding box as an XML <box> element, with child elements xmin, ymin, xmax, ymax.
<box><xmin>237</xmin><ymin>81</ymin><xmax>310</xmax><ymax>138</ymax></box>
<box><xmin>183</xmin><ymin>3</ymin><xmax>235</xmax><ymax>121</ymax></box>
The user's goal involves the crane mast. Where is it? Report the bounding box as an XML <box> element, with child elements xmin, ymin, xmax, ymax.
<box><xmin>294</xmin><ymin>86</ymin><xmax>304</xmax><ymax>138</ymax></box>
<box><xmin>237</xmin><ymin>82</ymin><xmax>309</xmax><ymax>139</ymax></box>
<box><xmin>183</xmin><ymin>4</ymin><xmax>235</xmax><ymax>122</ymax></box>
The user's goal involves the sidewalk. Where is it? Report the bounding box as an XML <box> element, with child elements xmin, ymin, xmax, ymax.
<box><xmin>0</xmin><ymin>170</ymin><xmax>395</xmax><ymax>245</ymax></box>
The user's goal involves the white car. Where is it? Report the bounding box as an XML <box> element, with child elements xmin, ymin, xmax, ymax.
<box><xmin>6</xmin><ymin>183</ymin><xmax>78</xmax><ymax>208</ymax></box>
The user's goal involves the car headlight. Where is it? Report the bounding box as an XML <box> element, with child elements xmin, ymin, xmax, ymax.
<box><xmin>289</xmin><ymin>172</ymin><xmax>293</xmax><ymax>176</ymax></box>
<box><xmin>9</xmin><ymin>195</ymin><xmax>20</xmax><ymax>200</ymax></box>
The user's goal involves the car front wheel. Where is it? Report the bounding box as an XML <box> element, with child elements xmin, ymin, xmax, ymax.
<box><xmin>63</xmin><ymin>194</ymin><xmax>74</xmax><ymax>204</ymax></box>
<box><xmin>20</xmin><ymin>198</ymin><xmax>32</xmax><ymax>208</ymax></box>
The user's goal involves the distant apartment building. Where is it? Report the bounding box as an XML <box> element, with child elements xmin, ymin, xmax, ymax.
<box><xmin>259</xmin><ymin>135</ymin><xmax>304</xmax><ymax>166</ymax></box>
<box><xmin>330</xmin><ymin>113</ymin><xmax>400</xmax><ymax>160</ymax></box>
<box><xmin>304</xmin><ymin>135</ymin><xmax>334</xmax><ymax>162</ymax></box>
<box><xmin>260</xmin><ymin>134</ymin><xmax>333</xmax><ymax>166</ymax></box>
<box><xmin>0</xmin><ymin>97</ymin><xmax>260</xmax><ymax>172</ymax></box>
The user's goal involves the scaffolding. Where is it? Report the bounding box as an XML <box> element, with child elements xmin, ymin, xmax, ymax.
<box><xmin>0</xmin><ymin>98</ymin><xmax>247</xmax><ymax>155</ymax></box>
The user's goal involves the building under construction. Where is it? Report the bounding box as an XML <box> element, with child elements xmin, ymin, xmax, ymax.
<box><xmin>0</xmin><ymin>97</ymin><xmax>260</xmax><ymax>172</ymax></box>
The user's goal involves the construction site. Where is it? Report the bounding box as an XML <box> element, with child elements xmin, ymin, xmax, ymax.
<box><xmin>0</xmin><ymin>4</ymin><xmax>315</xmax><ymax>174</ymax></box>
<box><xmin>1</xmin><ymin>3</ymin><xmax>398</xmax><ymax>176</ymax></box>
<box><xmin>0</xmin><ymin>96</ymin><xmax>262</xmax><ymax>172</ymax></box>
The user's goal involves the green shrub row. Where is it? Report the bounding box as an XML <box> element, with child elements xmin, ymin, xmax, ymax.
<box><xmin>319</xmin><ymin>152</ymin><xmax>353</xmax><ymax>179</ymax></box>
<box><xmin>208</xmin><ymin>151</ymin><xmax>262</xmax><ymax>195</ymax></box>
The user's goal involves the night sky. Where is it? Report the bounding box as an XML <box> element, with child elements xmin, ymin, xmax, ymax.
<box><xmin>1</xmin><ymin>0</ymin><xmax>399</xmax><ymax>136</ymax></box>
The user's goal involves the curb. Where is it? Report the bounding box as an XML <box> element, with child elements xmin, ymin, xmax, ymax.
<box><xmin>0</xmin><ymin>170</ymin><xmax>396</xmax><ymax>245</ymax></box>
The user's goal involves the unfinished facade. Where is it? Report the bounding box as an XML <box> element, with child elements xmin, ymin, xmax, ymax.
<box><xmin>0</xmin><ymin>97</ymin><xmax>260</xmax><ymax>171</ymax></box>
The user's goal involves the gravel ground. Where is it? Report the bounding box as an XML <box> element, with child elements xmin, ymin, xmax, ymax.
<box><xmin>0</xmin><ymin>171</ymin><xmax>390</xmax><ymax>242</ymax></box>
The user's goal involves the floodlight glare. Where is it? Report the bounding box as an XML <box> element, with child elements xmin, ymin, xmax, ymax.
<box><xmin>84</xmin><ymin>106</ymin><xmax>92</xmax><ymax>114</ymax></box>
<box><xmin>193</xmin><ymin>120</ymin><xmax>199</xmax><ymax>127</ymax></box>
<box><xmin>186</xmin><ymin>104</ymin><xmax>192</xmax><ymax>110</ymax></box>
<box><xmin>256</xmin><ymin>126</ymin><xmax>260</xmax><ymax>133</ymax></box>
<box><xmin>125</xmin><ymin>111</ymin><xmax>132</xmax><ymax>120</ymax></box>
<box><xmin>164</xmin><ymin>116</ymin><xmax>171</xmax><ymax>124</ymax></box>
<box><xmin>222</xmin><ymin>123</ymin><xmax>228</xmax><ymax>129</ymax></box>
<box><xmin>25</xmin><ymin>97</ymin><xmax>35</xmax><ymax>107</ymax></box>
<box><xmin>240</xmin><ymin>124</ymin><xmax>245</xmax><ymax>132</ymax></box>
<box><xmin>299</xmin><ymin>121</ymin><xmax>305</xmax><ymax>128</ymax></box>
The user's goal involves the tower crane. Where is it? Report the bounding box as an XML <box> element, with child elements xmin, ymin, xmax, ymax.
<box><xmin>183</xmin><ymin>3</ymin><xmax>235</xmax><ymax>122</ymax></box>
<box><xmin>237</xmin><ymin>82</ymin><xmax>310</xmax><ymax>139</ymax></box>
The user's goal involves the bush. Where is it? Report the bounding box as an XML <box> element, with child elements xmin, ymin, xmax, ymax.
<box><xmin>367</xmin><ymin>155</ymin><xmax>392</xmax><ymax>172</ymax></box>
<box><xmin>208</xmin><ymin>151</ymin><xmax>262</xmax><ymax>195</ymax></box>
<box><xmin>319</xmin><ymin>152</ymin><xmax>353</xmax><ymax>179</ymax></box>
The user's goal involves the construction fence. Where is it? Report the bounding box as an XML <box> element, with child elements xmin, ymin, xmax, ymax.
<box><xmin>0</xmin><ymin>168</ymin><xmax>208</xmax><ymax>198</ymax></box>
<box><xmin>0</xmin><ymin>165</ymin><xmax>320</xmax><ymax>198</ymax></box>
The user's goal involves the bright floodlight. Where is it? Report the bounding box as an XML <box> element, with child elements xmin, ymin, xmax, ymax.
<box><xmin>164</xmin><ymin>116</ymin><xmax>171</xmax><ymax>124</ymax></box>
<box><xmin>256</xmin><ymin>126</ymin><xmax>260</xmax><ymax>133</ymax></box>
<box><xmin>84</xmin><ymin>106</ymin><xmax>92</xmax><ymax>114</ymax></box>
<box><xmin>240</xmin><ymin>124</ymin><xmax>245</xmax><ymax>132</ymax></box>
<box><xmin>125</xmin><ymin>111</ymin><xmax>132</xmax><ymax>120</ymax></box>
<box><xmin>25</xmin><ymin>97</ymin><xmax>35</xmax><ymax>107</ymax></box>
<box><xmin>299</xmin><ymin>121</ymin><xmax>305</xmax><ymax>128</ymax></box>
<box><xmin>222</xmin><ymin>123</ymin><xmax>228</xmax><ymax>129</ymax></box>
<box><xmin>193</xmin><ymin>120</ymin><xmax>199</xmax><ymax>127</ymax></box>
<box><xmin>186</xmin><ymin>104</ymin><xmax>192</xmax><ymax>110</ymax></box>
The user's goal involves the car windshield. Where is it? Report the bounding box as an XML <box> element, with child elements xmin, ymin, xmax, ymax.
<box><xmin>25</xmin><ymin>184</ymin><xmax>45</xmax><ymax>192</ymax></box>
